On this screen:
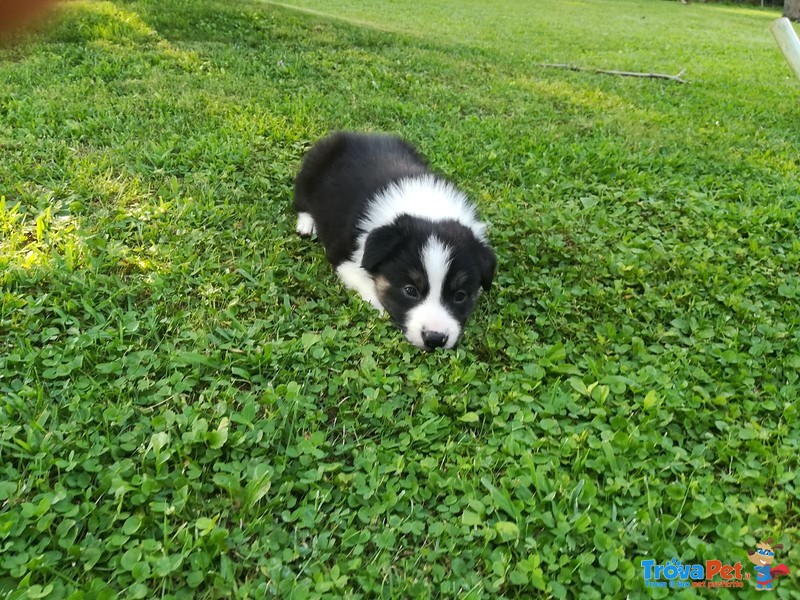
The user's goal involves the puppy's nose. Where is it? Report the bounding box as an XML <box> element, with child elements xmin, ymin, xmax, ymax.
<box><xmin>422</xmin><ymin>330</ymin><xmax>448</xmax><ymax>350</ymax></box>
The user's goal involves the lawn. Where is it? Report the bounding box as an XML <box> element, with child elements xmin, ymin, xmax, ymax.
<box><xmin>1</xmin><ymin>0</ymin><xmax>799</xmax><ymax>597</ymax></box>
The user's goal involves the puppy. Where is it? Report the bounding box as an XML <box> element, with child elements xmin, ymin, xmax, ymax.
<box><xmin>293</xmin><ymin>131</ymin><xmax>495</xmax><ymax>351</ymax></box>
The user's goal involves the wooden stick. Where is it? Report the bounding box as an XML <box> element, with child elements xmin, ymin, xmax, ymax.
<box><xmin>539</xmin><ymin>63</ymin><xmax>688</xmax><ymax>83</ymax></box>
<box><xmin>771</xmin><ymin>17</ymin><xmax>800</xmax><ymax>83</ymax></box>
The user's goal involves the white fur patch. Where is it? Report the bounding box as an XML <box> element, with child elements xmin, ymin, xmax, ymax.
<box><xmin>361</xmin><ymin>175</ymin><xmax>487</xmax><ymax>241</ymax></box>
<box><xmin>347</xmin><ymin>174</ymin><xmax>487</xmax><ymax>270</ymax></box>
<box><xmin>335</xmin><ymin>260</ymin><xmax>384</xmax><ymax>313</ymax></box>
<box><xmin>296</xmin><ymin>212</ymin><xmax>317</xmax><ymax>236</ymax></box>
<box><xmin>404</xmin><ymin>237</ymin><xmax>461</xmax><ymax>349</ymax></box>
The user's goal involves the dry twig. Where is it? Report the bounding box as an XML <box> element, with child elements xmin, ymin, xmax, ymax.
<box><xmin>540</xmin><ymin>63</ymin><xmax>688</xmax><ymax>83</ymax></box>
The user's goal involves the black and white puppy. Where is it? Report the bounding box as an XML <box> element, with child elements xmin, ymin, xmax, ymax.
<box><xmin>293</xmin><ymin>131</ymin><xmax>495</xmax><ymax>351</ymax></box>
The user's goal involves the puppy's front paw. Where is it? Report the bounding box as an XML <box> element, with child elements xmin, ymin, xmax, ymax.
<box><xmin>295</xmin><ymin>212</ymin><xmax>317</xmax><ymax>237</ymax></box>
<box><xmin>366</xmin><ymin>295</ymin><xmax>385</xmax><ymax>315</ymax></box>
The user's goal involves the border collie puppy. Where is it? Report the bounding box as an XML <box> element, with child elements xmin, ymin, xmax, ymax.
<box><xmin>293</xmin><ymin>131</ymin><xmax>495</xmax><ymax>351</ymax></box>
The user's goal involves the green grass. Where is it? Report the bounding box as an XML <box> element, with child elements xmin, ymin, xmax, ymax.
<box><xmin>1</xmin><ymin>0</ymin><xmax>799</xmax><ymax>597</ymax></box>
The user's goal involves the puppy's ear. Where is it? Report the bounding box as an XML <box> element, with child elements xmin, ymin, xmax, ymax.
<box><xmin>477</xmin><ymin>243</ymin><xmax>496</xmax><ymax>291</ymax></box>
<box><xmin>362</xmin><ymin>224</ymin><xmax>404</xmax><ymax>273</ymax></box>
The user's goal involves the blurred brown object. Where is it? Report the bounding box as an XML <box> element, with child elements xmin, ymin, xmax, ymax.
<box><xmin>0</xmin><ymin>0</ymin><xmax>58</xmax><ymax>35</ymax></box>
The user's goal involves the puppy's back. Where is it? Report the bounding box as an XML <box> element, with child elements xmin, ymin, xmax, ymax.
<box><xmin>293</xmin><ymin>132</ymin><xmax>429</xmax><ymax>264</ymax></box>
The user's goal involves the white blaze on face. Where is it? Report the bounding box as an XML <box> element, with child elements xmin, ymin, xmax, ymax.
<box><xmin>405</xmin><ymin>236</ymin><xmax>461</xmax><ymax>349</ymax></box>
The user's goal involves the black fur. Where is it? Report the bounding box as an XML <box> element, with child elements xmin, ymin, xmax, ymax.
<box><xmin>294</xmin><ymin>131</ymin><xmax>429</xmax><ymax>266</ymax></box>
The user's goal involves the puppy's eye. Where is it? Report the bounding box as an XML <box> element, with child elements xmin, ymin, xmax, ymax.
<box><xmin>403</xmin><ymin>285</ymin><xmax>419</xmax><ymax>299</ymax></box>
<box><xmin>453</xmin><ymin>290</ymin><xmax>467</xmax><ymax>303</ymax></box>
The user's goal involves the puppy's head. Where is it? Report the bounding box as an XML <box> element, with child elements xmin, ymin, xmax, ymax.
<box><xmin>361</xmin><ymin>215</ymin><xmax>495</xmax><ymax>351</ymax></box>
